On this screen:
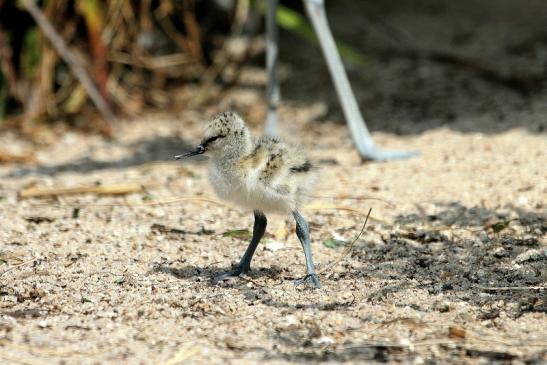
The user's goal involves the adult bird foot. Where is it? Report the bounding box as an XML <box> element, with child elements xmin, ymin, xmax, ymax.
<box><xmin>212</xmin><ymin>267</ymin><xmax>248</xmax><ymax>283</ymax></box>
<box><xmin>294</xmin><ymin>274</ymin><xmax>321</xmax><ymax>289</ymax></box>
<box><xmin>362</xmin><ymin>148</ymin><xmax>419</xmax><ymax>162</ymax></box>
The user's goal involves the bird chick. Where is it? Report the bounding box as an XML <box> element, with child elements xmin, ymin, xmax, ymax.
<box><xmin>176</xmin><ymin>111</ymin><xmax>321</xmax><ymax>288</ymax></box>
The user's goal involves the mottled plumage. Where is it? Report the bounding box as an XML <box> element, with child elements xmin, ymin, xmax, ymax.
<box><xmin>202</xmin><ymin>112</ymin><xmax>317</xmax><ymax>214</ymax></box>
<box><xmin>176</xmin><ymin>111</ymin><xmax>321</xmax><ymax>288</ymax></box>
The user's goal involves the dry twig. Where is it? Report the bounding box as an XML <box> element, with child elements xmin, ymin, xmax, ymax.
<box><xmin>475</xmin><ymin>285</ymin><xmax>545</xmax><ymax>291</ymax></box>
<box><xmin>309</xmin><ymin>193</ymin><xmax>395</xmax><ymax>207</ymax></box>
<box><xmin>27</xmin><ymin>195</ymin><xmax>230</xmax><ymax>208</ymax></box>
<box><xmin>192</xmin><ymin>0</ymin><xmax>250</xmax><ymax>105</ymax></box>
<box><xmin>0</xmin><ymin>149</ymin><xmax>37</xmax><ymax>164</ymax></box>
<box><xmin>305</xmin><ymin>202</ymin><xmax>384</xmax><ymax>223</ymax></box>
<box><xmin>0</xmin><ymin>258</ymin><xmax>36</xmax><ymax>277</ymax></box>
<box><xmin>21</xmin><ymin>0</ymin><xmax>115</xmax><ymax>135</ymax></box>
<box><xmin>20</xmin><ymin>183</ymin><xmax>142</xmax><ymax>198</ymax></box>
<box><xmin>162</xmin><ymin>345</ymin><xmax>200</xmax><ymax>365</ymax></box>
<box><xmin>319</xmin><ymin>208</ymin><xmax>372</xmax><ymax>274</ymax></box>
<box><xmin>0</xmin><ymin>19</ymin><xmax>20</xmax><ymax>101</ymax></box>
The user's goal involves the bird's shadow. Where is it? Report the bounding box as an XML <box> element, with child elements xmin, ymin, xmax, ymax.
<box><xmin>351</xmin><ymin>202</ymin><xmax>546</xmax><ymax>315</ymax></box>
<box><xmin>148</xmin><ymin>202</ymin><xmax>545</xmax><ymax>316</ymax></box>
<box><xmin>5</xmin><ymin>136</ymin><xmax>204</xmax><ymax>178</ymax></box>
<box><xmin>150</xmin><ymin>263</ymin><xmax>285</xmax><ymax>286</ymax></box>
<box><xmin>151</xmin><ymin>262</ymin><xmax>358</xmax><ymax>311</ymax></box>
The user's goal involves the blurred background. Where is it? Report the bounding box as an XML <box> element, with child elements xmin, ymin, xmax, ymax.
<box><xmin>0</xmin><ymin>3</ymin><xmax>545</xmax><ymax>363</ymax></box>
<box><xmin>0</xmin><ymin>0</ymin><xmax>546</xmax><ymax>141</ymax></box>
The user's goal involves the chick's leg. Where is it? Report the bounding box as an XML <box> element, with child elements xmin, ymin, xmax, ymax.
<box><xmin>214</xmin><ymin>210</ymin><xmax>267</xmax><ymax>282</ymax></box>
<box><xmin>293</xmin><ymin>210</ymin><xmax>321</xmax><ymax>288</ymax></box>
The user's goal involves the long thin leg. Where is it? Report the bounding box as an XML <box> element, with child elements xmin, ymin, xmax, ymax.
<box><xmin>292</xmin><ymin>210</ymin><xmax>321</xmax><ymax>288</ymax></box>
<box><xmin>264</xmin><ymin>0</ymin><xmax>280</xmax><ymax>136</ymax></box>
<box><xmin>214</xmin><ymin>210</ymin><xmax>267</xmax><ymax>282</ymax></box>
<box><xmin>303</xmin><ymin>0</ymin><xmax>418</xmax><ymax>161</ymax></box>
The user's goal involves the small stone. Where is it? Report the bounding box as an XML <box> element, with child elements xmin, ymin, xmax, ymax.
<box><xmin>448</xmin><ymin>326</ymin><xmax>466</xmax><ymax>339</ymax></box>
<box><xmin>513</xmin><ymin>248</ymin><xmax>547</xmax><ymax>264</ymax></box>
<box><xmin>284</xmin><ymin>315</ymin><xmax>297</xmax><ymax>326</ymax></box>
<box><xmin>264</xmin><ymin>240</ymin><xmax>284</xmax><ymax>252</ymax></box>
<box><xmin>311</xmin><ymin>336</ymin><xmax>334</xmax><ymax>346</ymax></box>
<box><xmin>478</xmin><ymin>304</ymin><xmax>499</xmax><ymax>320</ymax></box>
<box><xmin>506</xmin><ymin>302</ymin><xmax>521</xmax><ymax>318</ymax></box>
<box><xmin>517</xmin><ymin>195</ymin><xmax>529</xmax><ymax>205</ymax></box>
<box><xmin>492</xmin><ymin>247</ymin><xmax>506</xmax><ymax>258</ymax></box>
<box><xmin>439</xmin><ymin>302</ymin><xmax>450</xmax><ymax>313</ymax></box>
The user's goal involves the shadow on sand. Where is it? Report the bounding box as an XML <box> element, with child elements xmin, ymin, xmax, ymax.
<box><xmin>5</xmin><ymin>136</ymin><xmax>200</xmax><ymax>178</ymax></box>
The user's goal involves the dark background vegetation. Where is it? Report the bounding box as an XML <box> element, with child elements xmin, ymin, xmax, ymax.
<box><xmin>0</xmin><ymin>2</ymin><xmax>545</xmax><ymax>364</ymax></box>
<box><xmin>0</xmin><ymin>0</ymin><xmax>546</xmax><ymax>138</ymax></box>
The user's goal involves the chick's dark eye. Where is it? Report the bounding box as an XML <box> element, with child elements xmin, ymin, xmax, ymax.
<box><xmin>203</xmin><ymin>135</ymin><xmax>224</xmax><ymax>146</ymax></box>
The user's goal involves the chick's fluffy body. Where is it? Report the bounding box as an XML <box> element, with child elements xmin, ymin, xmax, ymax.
<box><xmin>204</xmin><ymin>112</ymin><xmax>317</xmax><ymax>214</ymax></box>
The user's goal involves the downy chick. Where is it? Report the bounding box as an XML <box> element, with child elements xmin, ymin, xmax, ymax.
<box><xmin>176</xmin><ymin>111</ymin><xmax>321</xmax><ymax>288</ymax></box>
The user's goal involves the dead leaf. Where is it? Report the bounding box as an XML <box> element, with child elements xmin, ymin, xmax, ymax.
<box><xmin>221</xmin><ymin>229</ymin><xmax>251</xmax><ymax>240</ymax></box>
<box><xmin>323</xmin><ymin>239</ymin><xmax>345</xmax><ymax>249</ymax></box>
<box><xmin>25</xmin><ymin>216</ymin><xmax>55</xmax><ymax>224</ymax></box>
<box><xmin>448</xmin><ymin>326</ymin><xmax>466</xmax><ymax>339</ymax></box>
<box><xmin>274</xmin><ymin>221</ymin><xmax>289</xmax><ymax>240</ymax></box>
<box><xmin>20</xmin><ymin>183</ymin><xmax>142</xmax><ymax>198</ymax></box>
<box><xmin>0</xmin><ymin>149</ymin><xmax>37</xmax><ymax>164</ymax></box>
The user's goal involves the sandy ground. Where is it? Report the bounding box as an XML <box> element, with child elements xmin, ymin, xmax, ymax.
<box><xmin>1</xmin><ymin>0</ymin><xmax>547</xmax><ymax>364</ymax></box>
<box><xmin>0</xmin><ymin>110</ymin><xmax>545</xmax><ymax>364</ymax></box>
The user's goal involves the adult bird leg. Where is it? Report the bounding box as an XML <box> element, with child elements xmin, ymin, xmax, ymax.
<box><xmin>214</xmin><ymin>210</ymin><xmax>267</xmax><ymax>282</ymax></box>
<box><xmin>303</xmin><ymin>0</ymin><xmax>418</xmax><ymax>161</ymax></box>
<box><xmin>265</xmin><ymin>0</ymin><xmax>281</xmax><ymax>136</ymax></box>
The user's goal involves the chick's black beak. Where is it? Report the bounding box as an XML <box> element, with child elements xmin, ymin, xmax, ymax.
<box><xmin>175</xmin><ymin>144</ymin><xmax>206</xmax><ymax>160</ymax></box>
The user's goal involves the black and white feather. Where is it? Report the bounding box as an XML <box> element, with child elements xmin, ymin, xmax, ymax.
<box><xmin>202</xmin><ymin>112</ymin><xmax>318</xmax><ymax>214</ymax></box>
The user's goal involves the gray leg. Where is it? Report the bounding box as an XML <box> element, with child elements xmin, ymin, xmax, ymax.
<box><xmin>214</xmin><ymin>211</ymin><xmax>267</xmax><ymax>282</ymax></box>
<box><xmin>303</xmin><ymin>0</ymin><xmax>418</xmax><ymax>161</ymax></box>
<box><xmin>264</xmin><ymin>0</ymin><xmax>280</xmax><ymax>136</ymax></box>
<box><xmin>292</xmin><ymin>210</ymin><xmax>321</xmax><ymax>288</ymax></box>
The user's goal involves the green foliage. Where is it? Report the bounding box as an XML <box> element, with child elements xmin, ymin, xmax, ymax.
<box><xmin>491</xmin><ymin>221</ymin><xmax>509</xmax><ymax>233</ymax></box>
<box><xmin>276</xmin><ymin>5</ymin><xmax>315</xmax><ymax>41</ymax></box>
<box><xmin>275</xmin><ymin>5</ymin><xmax>368</xmax><ymax>66</ymax></box>
<box><xmin>77</xmin><ymin>0</ymin><xmax>103</xmax><ymax>29</ymax></box>
<box><xmin>222</xmin><ymin>229</ymin><xmax>252</xmax><ymax>239</ymax></box>
<box><xmin>323</xmin><ymin>239</ymin><xmax>346</xmax><ymax>248</ymax></box>
<box><xmin>0</xmin><ymin>0</ymin><xmax>369</xmax><ymax>128</ymax></box>
<box><xmin>21</xmin><ymin>27</ymin><xmax>41</xmax><ymax>78</ymax></box>
<box><xmin>491</xmin><ymin>219</ymin><xmax>517</xmax><ymax>233</ymax></box>
<box><xmin>142</xmin><ymin>194</ymin><xmax>154</xmax><ymax>201</ymax></box>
